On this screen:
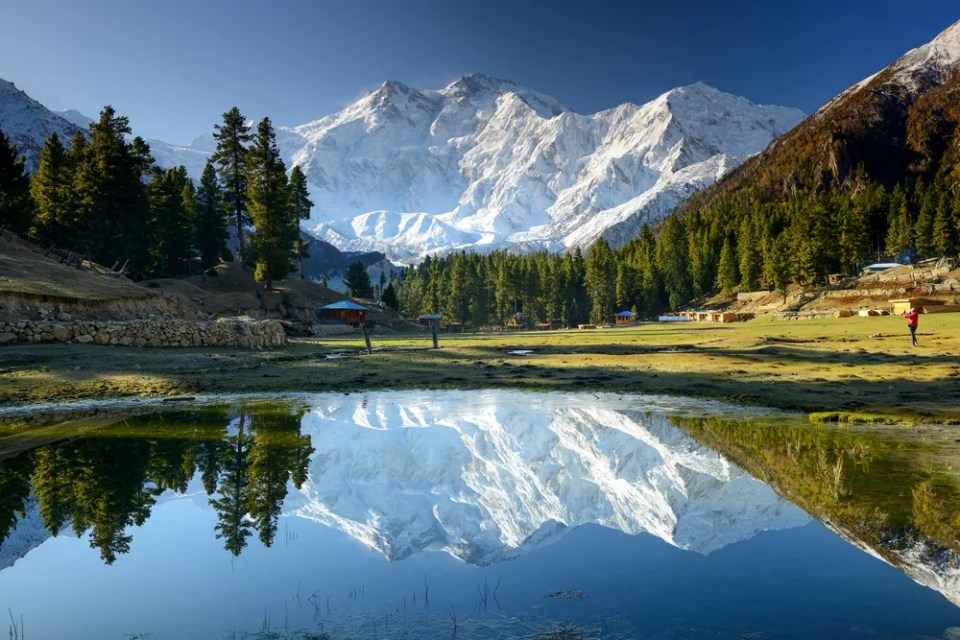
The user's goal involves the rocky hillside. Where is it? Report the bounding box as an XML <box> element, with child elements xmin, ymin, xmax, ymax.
<box><xmin>680</xmin><ymin>19</ymin><xmax>960</xmax><ymax>211</ymax></box>
<box><xmin>0</xmin><ymin>231</ymin><xmax>407</xmax><ymax>332</ymax></box>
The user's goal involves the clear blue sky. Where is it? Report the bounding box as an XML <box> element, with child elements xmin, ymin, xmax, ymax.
<box><xmin>1</xmin><ymin>0</ymin><xmax>957</xmax><ymax>144</ymax></box>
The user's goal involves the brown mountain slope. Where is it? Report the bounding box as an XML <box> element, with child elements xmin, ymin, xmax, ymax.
<box><xmin>679</xmin><ymin>19</ymin><xmax>960</xmax><ymax>210</ymax></box>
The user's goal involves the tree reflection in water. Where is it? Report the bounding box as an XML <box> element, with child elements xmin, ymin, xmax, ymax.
<box><xmin>673</xmin><ymin>415</ymin><xmax>960</xmax><ymax>597</ymax></box>
<box><xmin>0</xmin><ymin>402</ymin><xmax>314</xmax><ymax>563</ymax></box>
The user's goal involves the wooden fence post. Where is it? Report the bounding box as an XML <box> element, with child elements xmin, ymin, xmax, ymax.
<box><xmin>360</xmin><ymin>323</ymin><xmax>373</xmax><ymax>354</ymax></box>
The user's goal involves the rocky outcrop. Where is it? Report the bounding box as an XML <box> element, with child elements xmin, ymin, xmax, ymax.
<box><xmin>0</xmin><ymin>317</ymin><xmax>285</xmax><ymax>348</ymax></box>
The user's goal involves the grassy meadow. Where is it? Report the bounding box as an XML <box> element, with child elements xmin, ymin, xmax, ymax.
<box><xmin>1</xmin><ymin>313</ymin><xmax>959</xmax><ymax>423</ymax></box>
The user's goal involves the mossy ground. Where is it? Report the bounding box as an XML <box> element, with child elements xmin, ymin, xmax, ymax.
<box><xmin>2</xmin><ymin>314</ymin><xmax>959</xmax><ymax>423</ymax></box>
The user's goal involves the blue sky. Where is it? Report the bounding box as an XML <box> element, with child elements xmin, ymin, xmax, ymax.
<box><xmin>1</xmin><ymin>0</ymin><xmax>957</xmax><ymax>144</ymax></box>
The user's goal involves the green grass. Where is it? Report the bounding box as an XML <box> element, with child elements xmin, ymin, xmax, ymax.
<box><xmin>2</xmin><ymin>313</ymin><xmax>959</xmax><ymax>423</ymax></box>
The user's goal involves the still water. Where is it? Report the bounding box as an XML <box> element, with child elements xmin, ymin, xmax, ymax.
<box><xmin>0</xmin><ymin>391</ymin><xmax>958</xmax><ymax>639</ymax></box>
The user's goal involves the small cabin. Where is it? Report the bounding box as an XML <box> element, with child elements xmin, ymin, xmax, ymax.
<box><xmin>614</xmin><ymin>311</ymin><xmax>636</xmax><ymax>325</ymax></box>
<box><xmin>318</xmin><ymin>300</ymin><xmax>369</xmax><ymax>325</ymax></box>
<box><xmin>890</xmin><ymin>298</ymin><xmax>941</xmax><ymax>315</ymax></box>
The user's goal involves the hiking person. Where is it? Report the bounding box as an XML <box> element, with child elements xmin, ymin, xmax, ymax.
<box><xmin>901</xmin><ymin>307</ymin><xmax>919</xmax><ymax>347</ymax></box>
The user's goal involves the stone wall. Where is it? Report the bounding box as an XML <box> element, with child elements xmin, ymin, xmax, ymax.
<box><xmin>0</xmin><ymin>317</ymin><xmax>285</xmax><ymax>349</ymax></box>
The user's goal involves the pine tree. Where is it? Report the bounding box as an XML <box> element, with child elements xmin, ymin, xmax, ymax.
<box><xmin>0</xmin><ymin>127</ymin><xmax>35</xmax><ymax>235</ymax></box>
<box><xmin>74</xmin><ymin>107</ymin><xmax>153</xmax><ymax>277</ymax></box>
<box><xmin>716</xmin><ymin>236</ymin><xmax>739</xmax><ymax>292</ymax></box>
<box><xmin>245</xmin><ymin>118</ymin><xmax>294</xmax><ymax>289</ymax></box>
<box><xmin>381</xmin><ymin>281</ymin><xmax>399</xmax><ymax>310</ymax></box>
<box><xmin>288</xmin><ymin>166</ymin><xmax>313</xmax><ymax>279</ymax></box>
<box><xmin>886</xmin><ymin>184</ymin><xmax>912</xmax><ymax>259</ymax></box>
<box><xmin>148</xmin><ymin>166</ymin><xmax>196</xmax><ymax>276</ymax></box>
<box><xmin>839</xmin><ymin>194</ymin><xmax>870</xmax><ymax>274</ymax></box>
<box><xmin>932</xmin><ymin>190</ymin><xmax>957</xmax><ymax>256</ymax></box>
<box><xmin>614</xmin><ymin>262</ymin><xmax>637</xmax><ymax>311</ymax></box>
<box><xmin>656</xmin><ymin>216</ymin><xmax>692</xmax><ymax>310</ymax></box>
<box><xmin>195</xmin><ymin>161</ymin><xmax>227</xmax><ymax>269</ymax></box>
<box><xmin>766</xmin><ymin>233</ymin><xmax>792</xmax><ymax>301</ymax></box>
<box><xmin>914</xmin><ymin>183</ymin><xmax>936</xmax><ymax>258</ymax></box>
<box><xmin>585</xmin><ymin>238</ymin><xmax>616</xmax><ymax>324</ymax></box>
<box><xmin>212</xmin><ymin>107</ymin><xmax>252</xmax><ymax>265</ymax></box>
<box><xmin>443</xmin><ymin>252</ymin><xmax>473</xmax><ymax>325</ymax></box>
<box><xmin>344</xmin><ymin>261</ymin><xmax>372</xmax><ymax>297</ymax></box>
<box><xmin>737</xmin><ymin>217</ymin><xmax>761</xmax><ymax>291</ymax></box>
<box><xmin>30</xmin><ymin>132</ymin><xmax>74</xmax><ymax>245</ymax></box>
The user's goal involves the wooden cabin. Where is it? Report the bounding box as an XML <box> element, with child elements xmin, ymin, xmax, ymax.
<box><xmin>890</xmin><ymin>298</ymin><xmax>941</xmax><ymax>315</ymax></box>
<box><xmin>614</xmin><ymin>311</ymin><xmax>636</xmax><ymax>325</ymax></box>
<box><xmin>318</xmin><ymin>300</ymin><xmax>369</xmax><ymax>325</ymax></box>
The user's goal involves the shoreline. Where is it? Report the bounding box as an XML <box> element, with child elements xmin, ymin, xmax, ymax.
<box><xmin>1</xmin><ymin>315</ymin><xmax>958</xmax><ymax>425</ymax></box>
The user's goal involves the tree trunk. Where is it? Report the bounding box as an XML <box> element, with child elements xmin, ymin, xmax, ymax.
<box><xmin>298</xmin><ymin>238</ymin><xmax>304</xmax><ymax>279</ymax></box>
<box><xmin>236</xmin><ymin>210</ymin><xmax>245</xmax><ymax>265</ymax></box>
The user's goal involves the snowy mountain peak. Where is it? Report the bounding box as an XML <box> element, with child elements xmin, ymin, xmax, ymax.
<box><xmin>900</xmin><ymin>18</ymin><xmax>960</xmax><ymax>72</ymax></box>
<box><xmin>0</xmin><ymin>73</ymin><xmax>802</xmax><ymax>261</ymax></box>
<box><xmin>0</xmin><ymin>79</ymin><xmax>82</xmax><ymax>172</ymax></box>
<box><xmin>55</xmin><ymin>109</ymin><xmax>94</xmax><ymax>130</ymax></box>
<box><xmin>291</xmin><ymin>75</ymin><xmax>802</xmax><ymax>260</ymax></box>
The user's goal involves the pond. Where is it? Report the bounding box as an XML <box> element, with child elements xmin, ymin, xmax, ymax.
<box><xmin>0</xmin><ymin>390</ymin><xmax>958</xmax><ymax>639</ymax></box>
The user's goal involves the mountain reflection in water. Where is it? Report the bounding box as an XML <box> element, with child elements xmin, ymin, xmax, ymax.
<box><xmin>0</xmin><ymin>391</ymin><xmax>958</xmax><ymax>640</ymax></box>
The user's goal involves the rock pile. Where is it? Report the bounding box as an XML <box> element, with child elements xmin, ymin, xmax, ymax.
<box><xmin>0</xmin><ymin>317</ymin><xmax>285</xmax><ymax>349</ymax></box>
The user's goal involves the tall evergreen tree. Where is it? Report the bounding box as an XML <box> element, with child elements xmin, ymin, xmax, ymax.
<box><xmin>148</xmin><ymin>166</ymin><xmax>196</xmax><ymax>276</ymax></box>
<box><xmin>656</xmin><ymin>216</ymin><xmax>692</xmax><ymax>310</ymax></box>
<box><xmin>288</xmin><ymin>166</ymin><xmax>313</xmax><ymax>279</ymax></box>
<box><xmin>716</xmin><ymin>236</ymin><xmax>739</xmax><ymax>292</ymax></box>
<box><xmin>30</xmin><ymin>132</ymin><xmax>74</xmax><ymax>245</ymax></box>
<box><xmin>381</xmin><ymin>281</ymin><xmax>399</xmax><ymax>310</ymax></box>
<box><xmin>74</xmin><ymin>107</ymin><xmax>152</xmax><ymax>277</ymax></box>
<box><xmin>345</xmin><ymin>260</ymin><xmax>372</xmax><ymax>297</ymax></box>
<box><xmin>0</xmin><ymin>127</ymin><xmax>35</xmax><ymax>235</ymax></box>
<box><xmin>443</xmin><ymin>252</ymin><xmax>473</xmax><ymax>325</ymax></box>
<box><xmin>737</xmin><ymin>217</ymin><xmax>761</xmax><ymax>291</ymax></box>
<box><xmin>932</xmin><ymin>190</ymin><xmax>957</xmax><ymax>257</ymax></box>
<box><xmin>212</xmin><ymin>107</ymin><xmax>252</xmax><ymax>265</ymax></box>
<box><xmin>245</xmin><ymin>118</ymin><xmax>294</xmax><ymax>289</ymax></box>
<box><xmin>195</xmin><ymin>161</ymin><xmax>228</xmax><ymax>268</ymax></box>
<box><xmin>585</xmin><ymin>238</ymin><xmax>617</xmax><ymax>323</ymax></box>
<box><xmin>766</xmin><ymin>233</ymin><xmax>792</xmax><ymax>301</ymax></box>
<box><xmin>886</xmin><ymin>184</ymin><xmax>913</xmax><ymax>258</ymax></box>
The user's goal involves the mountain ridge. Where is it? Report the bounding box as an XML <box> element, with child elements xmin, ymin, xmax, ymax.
<box><xmin>0</xmin><ymin>73</ymin><xmax>803</xmax><ymax>262</ymax></box>
<box><xmin>286</xmin><ymin>75</ymin><xmax>802</xmax><ymax>261</ymax></box>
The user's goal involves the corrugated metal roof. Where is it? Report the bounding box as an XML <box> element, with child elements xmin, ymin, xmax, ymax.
<box><xmin>615</xmin><ymin>311</ymin><xmax>635</xmax><ymax>317</ymax></box>
<box><xmin>319</xmin><ymin>301</ymin><xmax>369</xmax><ymax>311</ymax></box>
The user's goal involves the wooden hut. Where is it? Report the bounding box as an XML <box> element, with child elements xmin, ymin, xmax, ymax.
<box><xmin>614</xmin><ymin>311</ymin><xmax>636</xmax><ymax>325</ymax></box>
<box><xmin>890</xmin><ymin>298</ymin><xmax>941</xmax><ymax>315</ymax></box>
<box><xmin>318</xmin><ymin>300</ymin><xmax>368</xmax><ymax>325</ymax></box>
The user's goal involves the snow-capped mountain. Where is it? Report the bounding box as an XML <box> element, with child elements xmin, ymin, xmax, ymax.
<box><xmin>0</xmin><ymin>74</ymin><xmax>801</xmax><ymax>261</ymax></box>
<box><xmin>288</xmin><ymin>76</ymin><xmax>804</xmax><ymax>261</ymax></box>
<box><xmin>285</xmin><ymin>391</ymin><xmax>811</xmax><ymax>564</ymax></box>
<box><xmin>0</xmin><ymin>80</ymin><xmax>82</xmax><ymax>172</ymax></box>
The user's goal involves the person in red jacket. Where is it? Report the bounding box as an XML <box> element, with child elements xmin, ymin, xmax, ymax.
<box><xmin>902</xmin><ymin>307</ymin><xmax>919</xmax><ymax>347</ymax></box>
